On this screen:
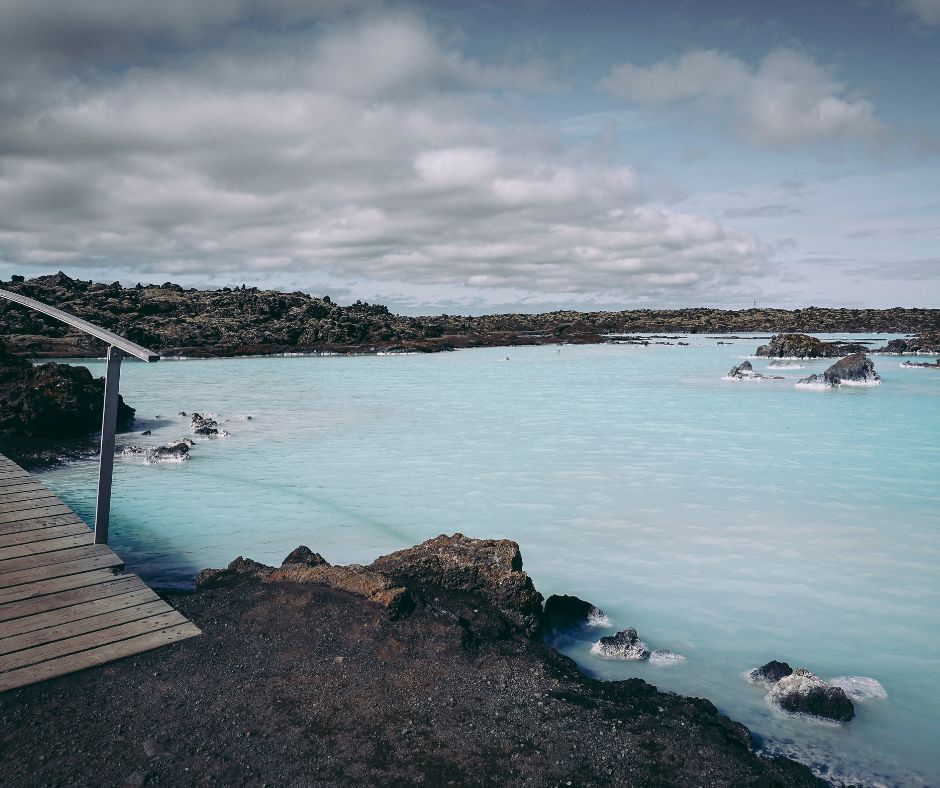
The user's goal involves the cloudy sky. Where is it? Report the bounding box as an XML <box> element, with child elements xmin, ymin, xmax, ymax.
<box><xmin>1</xmin><ymin>0</ymin><xmax>938</xmax><ymax>313</ymax></box>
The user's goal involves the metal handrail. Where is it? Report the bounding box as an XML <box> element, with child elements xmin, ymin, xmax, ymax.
<box><xmin>0</xmin><ymin>288</ymin><xmax>158</xmax><ymax>361</ymax></box>
<box><xmin>0</xmin><ymin>286</ymin><xmax>159</xmax><ymax>543</ymax></box>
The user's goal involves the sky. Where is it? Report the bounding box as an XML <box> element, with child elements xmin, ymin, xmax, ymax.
<box><xmin>0</xmin><ymin>0</ymin><xmax>938</xmax><ymax>314</ymax></box>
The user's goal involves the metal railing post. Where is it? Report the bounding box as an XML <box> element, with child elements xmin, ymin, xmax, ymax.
<box><xmin>94</xmin><ymin>346</ymin><xmax>124</xmax><ymax>544</ymax></box>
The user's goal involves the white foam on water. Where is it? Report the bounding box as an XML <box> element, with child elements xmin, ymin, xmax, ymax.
<box><xmin>767</xmin><ymin>362</ymin><xmax>804</xmax><ymax>370</ymax></box>
<box><xmin>649</xmin><ymin>649</ymin><xmax>686</xmax><ymax>665</ymax></box>
<box><xmin>722</xmin><ymin>375</ymin><xmax>763</xmax><ymax>382</ymax></box>
<box><xmin>586</xmin><ymin>608</ymin><xmax>610</xmax><ymax>627</ymax></box>
<box><xmin>828</xmin><ymin>676</ymin><xmax>887</xmax><ymax>701</ymax></box>
<box><xmin>839</xmin><ymin>378</ymin><xmax>881</xmax><ymax>387</ymax></box>
<box><xmin>794</xmin><ymin>380</ymin><xmax>831</xmax><ymax>390</ymax></box>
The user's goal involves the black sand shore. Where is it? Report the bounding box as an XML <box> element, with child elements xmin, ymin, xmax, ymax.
<box><xmin>0</xmin><ymin>536</ymin><xmax>823</xmax><ymax>787</ymax></box>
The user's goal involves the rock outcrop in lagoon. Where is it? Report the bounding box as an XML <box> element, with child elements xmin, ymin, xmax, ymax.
<box><xmin>769</xmin><ymin>669</ymin><xmax>855</xmax><ymax>722</ymax></box>
<box><xmin>724</xmin><ymin>360</ymin><xmax>784</xmax><ymax>381</ymax></box>
<box><xmin>796</xmin><ymin>353</ymin><xmax>881</xmax><ymax>388</ymax></box>
<box><xmin>756</xmin><ymin>333</ymin><xmax>868</xmax><ymax>359</ymax></box>
<box><xmin>874</xmin><ymin>332</ymin><xmax>940</xmax><ymax>354</ymax></box>
<box><xmin>591</xmin><ymin>627</ymin><xmax>651</xmax><ymax>660</ymax></box>
<box><xmin>748</xmin><ymin>660</ymin><xmax>856</xmax><ymax>722</ymax></box>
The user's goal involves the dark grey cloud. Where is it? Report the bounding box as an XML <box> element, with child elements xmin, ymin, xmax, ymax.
<box><xmin>0</xmin><ymin>2</ymin><xmax>768</xmax><ymax>307</ymax></box>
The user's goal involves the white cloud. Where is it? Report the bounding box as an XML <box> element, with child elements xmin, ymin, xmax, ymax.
<box><xmin>601</xmin><ymin>48</ymin><xmax>884</xmax><ymax>149</ymax></box>
<box><xmin>897</xmin><ymin>0</ymin><xmax>940</xmax><ymax>26</ymax></box>
<box><xmin>0</xmin><ymin>7</ymin><xmax>767</xmax><ymax>307</ymax></box>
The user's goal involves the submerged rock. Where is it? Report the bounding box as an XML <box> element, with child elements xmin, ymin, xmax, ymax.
<box><xmin>724</xmin><ymin>361</ymin><xmax>783</xmax><ymax>381</ymax></box>
<box><xmin>767</xmin><ymin>668</ymin><xmax>855</xmax><ymax>722</ymax></box>
<box><xmin>748</xmin><ymin>660</ymin><xmax>793</xmax><ymax>686</ymax></box>
<box><xmin>649</xmin><ymin>649</ymin><xmax>686</xmax><ymax>665</ymax></box>
<box><xmin>590</xmin><ymin>628</ymin><xmax>650</xmax><ymax>660</ymax></box>
<box><xmin>541</xmin><ymin>594</ymin><xmax>608</xmax><ymax>635</ymax></box>
<box><xmin>797</xmin><ymin>353</ymin><xmax>881</xmax><ymax>388</ymax></box>
<box><xmin>145</xmin><ymin>441</ymin><xmax>191</xmax><ymax>463</ymax></box>
<box><xmin>900</xmin><ymin>358</ymin><xmax>940</xmax><ymax>368</ymax></box>
<box><xmin>190</xmin><ymin>412</ymin><xmax>219</xmax><ymax>435</ymax></box>
<box><xmin>756</xmin><ymin>333</ymin><xmax>867</xmax><ymax>359</ymax></box>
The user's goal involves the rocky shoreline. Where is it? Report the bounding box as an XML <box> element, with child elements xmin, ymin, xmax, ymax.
<box><xmin>1</xmin><ymin>272</ymin><xmax>938</xmax><ymax>359</ymax></box>
<box><xmin>0</xmin><ymin>535</ymin><xmax>824</xmax><ymax>787</ymax></box>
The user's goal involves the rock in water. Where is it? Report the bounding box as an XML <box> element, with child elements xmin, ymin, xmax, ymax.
<box><xmin>145</xmin><ymin>441</ymin><xmax>191</xmax><ymax>463</ymax></box>
<box><xmin>370</xmin><ymin>533</ymin><xmax>544</xmax><ymax>636</ymax></box>
<box><xmin>748</xmin><ymin>660</ymin><xmax>793</xmax><ymax>686</ymax></box>
<box><xmin>726</xmin><ymin>360</ymin><xmax>757</xmax><ymax>379</ymax></box>
<box><xmin>724</xmin><ymin>360</ymin><xmax>783</xmax><ymax>381</ymax></box>
<box><xmin>767</xmin><ymin>668</ymin><xmax>855</xmax><ymax>722</ymax></box>
<box><xmin>590</xmin><ymin>628</ymin><xmax>650</xmax><ymax>660</ymax></box>
<box><xmin>541</xmin><ymin>594</ymin><xmax>608</xmax><ymax>635</ymax></box>
<box><xmin>797</xmin><ymin>353</ymin><xmax>881</xmax><ymax>388</ymax></box>
<box><xmin>756</xmin><ymin>333</ymin><xmax>867</xmax><ymax>358</ymax></box>
<box><xmin>190</xmin><ymin>412</ymin><xmax>219</xmax><ymax>435</ymax></box>
<box><xmin>649</xmin><ymin>649</ymin><xmax>686</xmax><ymax>665</ymax></box>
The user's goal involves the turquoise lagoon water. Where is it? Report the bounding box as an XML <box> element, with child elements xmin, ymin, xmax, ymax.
<box><xmin>39</xmin><ymin>336</ymin><xmax>939</xmax><ymax>785</ymax></box>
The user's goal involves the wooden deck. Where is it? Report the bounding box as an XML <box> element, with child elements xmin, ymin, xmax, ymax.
<box><xmin>0</xmin><ymin>453</ymin><xmax>200</xmax><ymax>692</ymax></box>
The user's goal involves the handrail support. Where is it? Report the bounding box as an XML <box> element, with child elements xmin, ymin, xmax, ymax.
<box><xmin>94</xmin><ymin>346</ymin><xmax>124</xmax><ymax>544</ymax></box>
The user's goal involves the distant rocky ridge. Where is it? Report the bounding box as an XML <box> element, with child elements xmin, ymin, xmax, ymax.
<box><xmin>2</xmin><ymin>272</ymin><xmax>938</xmax><ymax>358</ymax></box>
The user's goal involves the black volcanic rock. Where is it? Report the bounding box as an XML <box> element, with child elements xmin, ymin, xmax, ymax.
<box><xmin>542</xmin><ymin>594</ymin><xmax>607</xmax><ymax>635</ymax></box>
<box><xmin>756</xmin><ymin>333</ymin><xmax>868</xmax><ymax>359</ymax></box>
<box><xmin>281</xmin><ymin>545</ymin><xmax>329</xmax><ymax>567</ymax></box>
<box><xmin>875</xmin><ymin>332</ymin><xmax>940</xmax><ymax>354</ymax></box>
<box><xmin>749</xmin><ymin>660</ymin><xmax>794</xmax><ymax>686</ymax></box>
<box><xmin>797</xmin><ymin>353</ymin><xmax>881</xmax><ymax>387</ymax></box>
<box><xmin>591</xmin><ymin>627</ymin><xmax>651</xmax><ymax>660</ymax></box>
<box><xmin>370</xmin><ymin>533</ymin><xmax>544</xmax><ymax>637</ymax></box>
<box><xmin>768</xmin><ymin>668</ymin><xmax>855</xmax><ymax>722</ymax></box>
<box><xmin>0</xmin><ymin>342</ymin><xmax>134</xmax><ymax>439</ymax></box>
<box><xmin>1</xmin><ymin>273</ymin><xmax>937</xmax><ymax>358</ymax></box>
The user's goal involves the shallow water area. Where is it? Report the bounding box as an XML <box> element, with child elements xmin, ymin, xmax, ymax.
<box><xmin>39</xmin><ymin>335</ymin><xmax>940</xmax><ymax>785</ymax></box>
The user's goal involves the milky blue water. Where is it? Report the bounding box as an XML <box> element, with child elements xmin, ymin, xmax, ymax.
<box><xmin>39</xmin><ymin>336</ymin><xmax>939</xmax><ymax>786</ymax></box>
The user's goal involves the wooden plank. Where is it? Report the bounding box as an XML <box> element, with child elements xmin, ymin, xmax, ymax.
<box><xmin>0</xmin><ymin>554</ymin><xmax>124</xmax><ymax>590</ymax></box>
<box><xmin>0</xmin><ymin>490</ymin><xmax>61</xmax><ymax>507</ymax></box>
<box><xmin>0</xmin><ymin>532</ymin><xmax>95</xmax><ymax>560</ymax></box>
<box><xmin>0</xmin><ymin>493</ymin><xmax>63</xmax><ymax>514</ymax></box>
<box><xmin>0</xmin><ymin>522</ymin><xmax>91</xmax><ymax>548</ymax></box>
<box><xmin>0</xmin><ymin>622</ymin><xmax>199</xmax><ymax>692</ymax></box>
<box><xmin>0</xmin><ymin>471</ymin><xmax>30</xmax><ymax>481</ymax></box>
<box><xmin>0</xmin><ymin>480</ymin><xmax>46</xmax><ymax>493</ymax></box>
<box><xmin>0</xmin><ymin>513</ymin><xmax>85</xmax><ymax>535</ymax></box>
<box><xmin>0</xmin><ymin>611</ymin><xmax>192</xmax><ymax>672</ymax></box>
<box><xmin>0</xmin><ymin>544</ymin><xmax>115</xmax><ymax>574</ymax></box>
<box><xmin>0</xmin><ymin>574</ymin><xmax>143</xmax><ymax>620</ymax></box>
<box><xmin>0</xmin><ymin>504</ymin><xmax>74</xmax><ymax>524</ymax></box>
<box><xmin>0</xmin><ymin>599</ymin><xmax>171</xmax><ymax>656</ymax></box>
